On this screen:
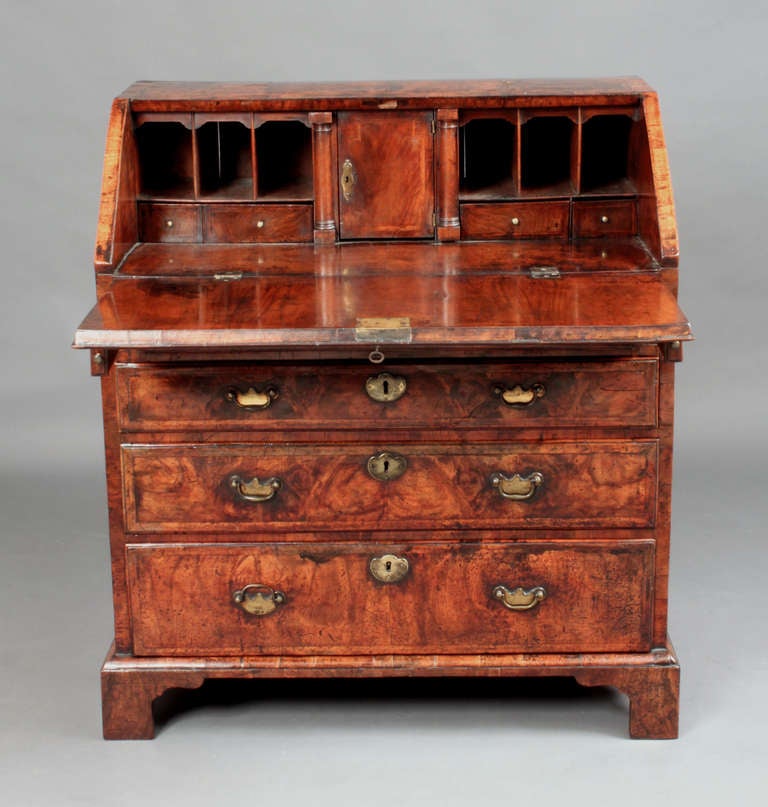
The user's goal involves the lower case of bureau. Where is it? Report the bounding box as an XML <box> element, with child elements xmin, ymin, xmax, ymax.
<box><xmin>106</xmin><ymin>540</ymin><xmax>679</xmax><ymax>740</ymax></box>
<box><xmin>101</xmin><ymin>641</ymin><xmax>680</xmax><ymax>740</ymax></box>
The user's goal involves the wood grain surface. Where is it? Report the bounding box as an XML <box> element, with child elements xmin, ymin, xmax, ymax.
<box><xmin>115</xmin><ymin>357</ymin><xmax>659</xmax><ymax>432</ymax></box>
<box><xmin>75</xmin><ymin>268</ymin><xmax>690</xmax><ymax>349</ymax></box>
<box><xmin>126</xmin><ymin>540</ymin><xmax>654</xmax><ymax>656</ymax></box>
<box><xmin>122</xmin><ymin>440</ymin><xmax>658</xmax><ymax>532</ymax></box>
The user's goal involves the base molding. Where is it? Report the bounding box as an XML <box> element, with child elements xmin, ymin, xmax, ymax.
<box><xmin>101</xmin><ymin>640</ymin><xmax>680</xmax><ymax>739</ymax></box>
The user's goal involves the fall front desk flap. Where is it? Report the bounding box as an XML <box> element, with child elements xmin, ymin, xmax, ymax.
<box><xmin>74</xmin><ymin>241</ymin><xmax>691</xmax><ymax>350</ymax></box>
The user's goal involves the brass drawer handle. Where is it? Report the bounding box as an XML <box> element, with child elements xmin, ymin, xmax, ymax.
<box><xmin>492</xmin><ymin>585</ymin><xmax>547</xmax><ymax>611</ymax></box>
<box><xmin>494</xmin><ymin>383</ymin><xmax>545</xmax><ymax>406</ymax></box>
<box><xmin>490</xmin><ymin>471</ymin><xmax>543</xmax><ymax>500</ymax></box>
<box><xmin>225</xmin><ymin>386</ymin><xmax>279</xmax><ymax>410</ymax></box>
<box><xmin>370</xmin><ymin>553</ymin><xmax>410</xmax><ymax>584</ymax></box>
<box><xmin>229</xmin><ymin>474</ymin><xmax>282</xmax><ymax>503</ymax></box>
<box><xmin>233</xmin><ymin>584</ymin><xmax>286</xmax><ymax>616</ymax></box>
<box><xmin>367</xmin><ymin>450</ymin><xmax>408</xmax><ymax>481</ymax></box>
<box><xmin>365</xmin><ymin>372</ymin><xmax>407</xmax><ymax>402</ymax></box>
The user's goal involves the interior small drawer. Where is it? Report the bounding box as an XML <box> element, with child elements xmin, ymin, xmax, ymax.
<box><xmin>126</xmin><ymin>540</ymin><xmax>655</xmax><ymax>656</ymax></box>
<box><xmin>203</xmin><ymin>203</ymin><xmax>313</xmax><ymax>243</ymax></box>
<box><xmin>461</xmin><ymin>201</ymin><xmax>570</xmax><ymax>239</ymax></box>
<box><xmin>572</xmin><ymin>200</ymin><xmax>637</xmax><ymax>237</ymax></box>
<box><xmin>115</xmin><ymin>358</ymin><xmax>658</xmax><ymax>433</ymax></box>
<box><xmin>121</xmin><ymin>440</ymin><xmax>658</xmax><ymax>533</ymax></box>
<box><xmin>138</xmin><ymin>203</ymin><xmax>202</xmax><ymax>243</ymax></box>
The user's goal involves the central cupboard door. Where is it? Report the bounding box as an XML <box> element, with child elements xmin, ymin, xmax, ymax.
<box><xmin>338</xmin><ymin>111</ymin><xmax>435</xmax><ymax>239</ymax></box>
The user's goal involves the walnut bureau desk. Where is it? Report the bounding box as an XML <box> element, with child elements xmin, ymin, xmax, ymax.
<box><xmin>74</xmin><ymin>79</ymin><xmax>691</xmax><ymax>739</ymax></box>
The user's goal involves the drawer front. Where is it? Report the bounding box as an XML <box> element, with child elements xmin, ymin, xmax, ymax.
<box><xmin>116</xmin><ymin>359</ymin><xmax>658</xmax><ymax>432</ymax></box>
<box><xmin>122</xmin><ymin>441</ymin><xmax>658</xmax><ymax>533</ymax></box>
<box><xmin>203</xmin><ymin>204</ymin><xmax>313</xmax><ymax>243</ymax></box>
<box><xmin>138</xmin><ymin>203</ymin><xmax>201</xmax><ymax>243</ymax></box>
<box><xmin>127</xmin><ymin>540</ymin><xmax>654</xmax><ymax>656</ymax></box>
<box><xmin>572</xmin><ymin>200</ymin><xmax>637</xmax><ymax>237</ymax></box>
<box><xmin>461</xmin><ymin>201</ymin><xmax>570</xmax><ymax>239</ymax></box>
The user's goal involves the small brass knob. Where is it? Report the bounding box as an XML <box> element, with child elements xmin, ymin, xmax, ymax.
<box><xmin>256</xmin><ymin>220</ymin><xmax>265</xmax><ymax>228</ymax></box>
<box><xmin>600</xmin><ymin>215</ymin><xmax>609</xmax><ymax>224</ymax></box>
<box><xmin>165</xmin><ymin>219</ymin><xmax>174</xmax><ymax>228</ymax></box>
<box><xmin>511</xmin><ymin>217</ymin><xmax>520</xmax><ymax>226</ymax></box>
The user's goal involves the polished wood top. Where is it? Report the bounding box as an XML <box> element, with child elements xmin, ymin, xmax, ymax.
<box><xmin>75</xmin><ymin>242</ymin><xmax>690</xmax><ymax>349</ymax></box>
<box><xmin>123</xmin><ymin>78</ymin><xmax>653</xmax><ymax>112</ymax></box>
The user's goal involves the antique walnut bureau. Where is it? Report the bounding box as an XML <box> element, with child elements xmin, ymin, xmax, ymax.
<box><xmin>74</xmin><ymin>78</ymin><xmax>691</xmax><ymax>739</ymax></box>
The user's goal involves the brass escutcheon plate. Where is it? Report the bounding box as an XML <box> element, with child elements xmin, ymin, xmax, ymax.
<box><xmin>367</xmin><ymin>450</ymin><xmax>408</xmax><ymax>481</ymax></box>
<box><xmin>365</xmin><ymin>372</ymin><xmax>407</xmax><ymax>403</ymax></box>
<box><xmin>369</xmin><ymin>553</ymin><xmax>410</xmax><ymax>584</ymax></box>
<box><xmin>341</xmin><ymin>158</ymin><xmax>357</xmax><ymax>201</ymax></box>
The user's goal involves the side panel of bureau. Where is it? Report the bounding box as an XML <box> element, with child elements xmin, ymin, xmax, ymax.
<box><xmin>126</xmin><ymin>541</ymin><xmax>655</xmax><ymax>656</ymax></box>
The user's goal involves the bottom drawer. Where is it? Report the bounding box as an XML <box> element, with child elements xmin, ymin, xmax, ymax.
<box><xmin>127</xmin><ymin>540</ymin><xmax>654</xmax><ymax>656</ymax></box>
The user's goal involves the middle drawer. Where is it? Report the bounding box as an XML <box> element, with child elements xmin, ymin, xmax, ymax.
<box><xmin>116</xmin><ymin>358</ymin><xmax>658</xmax><ymax>432</ymax></box>
<box><xmin>122</xmin><ymin>440</ymin><xmax>658</xmax><ymax>533</ymax></box>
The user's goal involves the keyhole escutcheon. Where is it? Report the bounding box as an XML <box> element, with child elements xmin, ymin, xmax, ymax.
<box><xmin>341</xmin><ymin>159</ymin><xmax>357</xmax><ymax>201</ymax></box>
<box><xmin>365</xmin><ymin>373</ymin><xmax>407</xmax><ymax>403</ymax></box>
<box><xmin>366</xmin><ymin>450</ymin><xmax>407</xmax><ymax>481</ymax></box>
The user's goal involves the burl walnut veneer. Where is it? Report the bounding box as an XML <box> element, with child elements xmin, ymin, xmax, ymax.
<box><xmin>75</xmin><ymin>79</ymin><xmax>690</xmax><ymax>739</ymax></box>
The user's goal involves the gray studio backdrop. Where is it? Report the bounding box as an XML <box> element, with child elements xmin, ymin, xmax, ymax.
<box><xmin>1</xmin><ymin>2</ymin><xmax>766</xmax><ymax>806</ymax></box>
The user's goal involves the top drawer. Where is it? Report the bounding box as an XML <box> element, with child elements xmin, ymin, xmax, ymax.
<box><xmin>116</xmin><ymin>358</ymin><xmax>658</xmax><ymax>432</ymax></box>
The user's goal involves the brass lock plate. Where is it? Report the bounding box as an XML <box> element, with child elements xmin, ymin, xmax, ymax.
<box><xmin>354</xmin><ymin>317</ymin><xmax>412</xmax><ymax>344</ymax></box>
<box><xmin>365</xmin><ymin>372</ymin><xmax>407</xmax><ymax>402</ymax></box>
<box><xmin>341</xmin><ymin>158</ymin><xmax>357</xmax><ymax>201</ymax></box>
<box><xmin>367</xmin><ymin>450</ymin><xmax>407</xmax><ymax>481</ymax></box>
<box><xmin>369</xmin><ymin>553</ymin><xmax>410</xmax><ymax>584</ymax></box>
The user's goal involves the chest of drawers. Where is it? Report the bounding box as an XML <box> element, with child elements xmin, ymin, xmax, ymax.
<box><xmin>75</xmin><ymin>79</ymin><xmax>690</xmax><ymax>739</ymax></box>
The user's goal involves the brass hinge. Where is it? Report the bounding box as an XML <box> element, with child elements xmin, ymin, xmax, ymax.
<box><xmin>432</xmin><ymin>211</ymin><xmax>437</xmax><ymax>227</ymax></box>
<box><xmin>529</xmin><ymin>266</ymin><xmax>561</xmax><ymax>279</ymax></box>
<box><xmin>431</xmin><ymin>119</ymin><xmax>436</xmax><ymax>135</ymax></box>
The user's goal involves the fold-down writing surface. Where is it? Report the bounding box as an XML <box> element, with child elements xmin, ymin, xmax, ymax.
<box><xmin>74</xmin><ymin>270</ymin><xmax>690</xmax><ymax>349</ymax></box>
<box><xmin>114</xmin><ymin>240</ymin><xmax>660</xmax><ymax>277</ymax></box>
